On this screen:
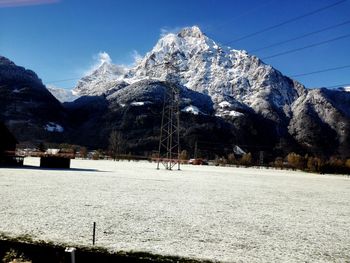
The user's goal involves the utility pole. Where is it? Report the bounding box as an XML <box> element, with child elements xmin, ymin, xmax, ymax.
<box><xmin>259</xmin><ymin>151</ymin><xmax>264</xmax><ymax>166</ymax></box>
<box><xmin>194</xmin><ymin>140</ymin><xmax>198</xmax><ymax>159</ymax></box>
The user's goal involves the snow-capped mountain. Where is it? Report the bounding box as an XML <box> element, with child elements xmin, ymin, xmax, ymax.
<box><xmin>47</xmin><ymin>85</ymin><xmax>79</xmax><ymax>102</ymax></box>
<box><xmin>335</xmin><ymin>86</ymin><xmax>350</xmax><ymax>92</ymax></box>
<box><xmin>74</xmin><ymin>53</ymin><xmax>128</xmax><ymax>96</ymax></box>
<box><xmin>130</xmin><ymin>26</ymin><xmax>306</xmax><ymax>120</ymax></box>
<box><xmin>75</xmin><ymin>26</ymin><xmax>305</xmax><ymax>121</ymax></box>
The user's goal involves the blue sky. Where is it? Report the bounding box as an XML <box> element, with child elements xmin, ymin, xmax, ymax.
<box><xmin>0</xmin><ymin>0</ymin><xmax>349</xmax><ymax>89</ymax></box>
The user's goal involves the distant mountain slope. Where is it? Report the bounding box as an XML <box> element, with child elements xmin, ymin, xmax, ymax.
<box><xmin>47</xmin><ymin>86</ymin><xmax>79</xmax><ymax>102</ymax></box>
<box><xmin>0</xmin><ymin>56</ymin><xmax>67</xmax><ymax>142</ymax></box>
<box><xmin>289</xmin><ymin>88</ymin><xmax>350</xmax><ymax>155</ymax></box>
<box><xmin>66</xmin><ymin>81</ymin><xmax>275</xmax><ymax>154</ymax></box>
<box><xmin>74</xmin><ymin>60</ymin><xmax>128</xmax><ymax>96</ymax></box>
<box><xmin>106</xmin><ymin>79</ymin><xmax>214</xmax><ymax>115</ymax></box>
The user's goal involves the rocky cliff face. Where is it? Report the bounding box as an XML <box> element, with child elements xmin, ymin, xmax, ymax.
<box><xmin>128</xmin><ymin>26</ymin><xmax>305</xmax><ymax>123</ymax></box>
<box><xmin>289</xmin><ymin>88</ymin><xmax>350</xmax><ymax>155</ymax></box>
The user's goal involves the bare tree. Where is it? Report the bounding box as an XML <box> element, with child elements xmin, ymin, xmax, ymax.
<box><xmin>80</xmin><ymin>147</ymin><xmax>88</xmax><ymax>159</ymax></box>
<box><xmin>240</xmin><ymin>152</ymin><xmax>252</xmax><ymax>166</ymax></box>
<box><xmin>179</xmin><ymin>150</ymin><xmax>189</xmax><ymax>161</ymax></box>
<box><xmin>109</xmin><ymin>130</ymin><xmax>124</xmax><ymax>160</ymax></box>
<box><xmin>227</xmin><ymin>153</ymin><xmax>236</xmax><ymax>165</ymax></box>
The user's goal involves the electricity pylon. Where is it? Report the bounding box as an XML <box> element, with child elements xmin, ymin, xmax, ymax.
<box><xmin>156</xmin><ymin>80</ymin><xmax>181</xmax><ymax>170</ymax></box>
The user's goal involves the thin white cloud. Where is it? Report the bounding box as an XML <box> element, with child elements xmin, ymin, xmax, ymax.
<box><xmin>0</xmin><ymin>0</ymin><xmax>59</xmax><ymax>8</ymax></box>
<box><xmin>131</xmin><ymin>50</ymin><xmax>142</xmax><ymax>65</ymax></box>
<box><xmin>96</xmin><ymin>51</ymin><xmax>112</xmax><ymax>65</ymax></box>
<box><xmin>160</xmin><ymin>26</ymin><xmax>183</xmax><ymax>37</ymax></box>
<box><xmin>83</xmin><ymin>51</ymin><xmax>112</xmax><ymax>75</ymax></box>
<box><xmin>78</xmin><ymin>50</ymin><xmax>144</xmax><ymax>79</ymax></box>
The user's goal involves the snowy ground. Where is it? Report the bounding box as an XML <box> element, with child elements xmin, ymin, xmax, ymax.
<box><xmin>0</xmin><ymin>158</ymin><xmax>349</xmax><ymax>262</ymax></box>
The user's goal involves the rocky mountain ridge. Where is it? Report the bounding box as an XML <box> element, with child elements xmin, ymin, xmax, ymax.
<box><xmin>73</xmin><ymin>26</ymin><xmax>305</xmax><ymax>122</ymax></box>
<box><xmin>0</xmin><ymin>56</ymin><xmax>67</xmax><ymax>143</ymax></box>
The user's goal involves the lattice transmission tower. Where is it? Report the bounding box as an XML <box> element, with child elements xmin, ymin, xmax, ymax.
<box><xmin>151</xmin><ymin>58</ymin><xmax>183</xmax><ymax>170</ymax></box>
<box><xmin>156</xmin><ymin>80</ymin><xmax>181</xmax><ymax>170</ymax></box>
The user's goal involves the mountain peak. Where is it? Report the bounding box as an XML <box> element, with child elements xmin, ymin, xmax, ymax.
<box><xmin>0</xmin><ymin>56</ymin><xmax>16</xmax><ymax>66</ymax></box>
<box><xmin>177</xmin><ymin>26</ymin><xmax>205</xmax><ymax>38</ymax></box>
<box><xmin>73</xmin><ymin>53</ymin><xmax>128</xmax><ymax>96</ymax></box>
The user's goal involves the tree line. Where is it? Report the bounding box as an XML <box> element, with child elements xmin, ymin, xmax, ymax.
<box><xmin>212</xmin><ymin>151</ymin><xmax>350</xmax><ymax>175</ymax></box>
<box><xmin>29</xmin><ymin>130</ymin><xmax>350</xmax><ymax>175</ymax></box>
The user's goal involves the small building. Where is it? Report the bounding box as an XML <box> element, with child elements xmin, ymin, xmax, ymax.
<box><xmin>40</xmin><ymin>156</ymin><xmax>71</xmax><ymax>169</ymax></box>
<box><xmin>0</xmin><ymin>121</ymin><xmax>23</xmax><ymax>166</ymax></box>
<box><xmin>39</xmin><ymin>148</ymin><xmax>73</xmax><ymax>169</ymax></box>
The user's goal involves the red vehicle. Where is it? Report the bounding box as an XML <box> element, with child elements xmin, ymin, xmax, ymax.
<box><xmin>188</xmin><ymin>158</ymin><xmax>208</xmax><ymax>165</ymax></box>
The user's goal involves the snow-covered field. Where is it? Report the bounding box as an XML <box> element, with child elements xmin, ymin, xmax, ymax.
<box><xmin>0</xmin><ymin>158</ymin><xmax>349</xmax><ymax>262</ymax></box>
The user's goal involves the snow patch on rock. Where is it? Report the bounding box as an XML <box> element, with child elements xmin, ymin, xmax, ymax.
<box><xmin>218</xmin><ymin>101</ymin><xmax>231</xmax><ymax>108</ymax></box>
<box><xmin>341</xmin><ymin>86</ymin><xmax>350</xmax><ymax>92</ymax></box>
<box><xmin>45</xmin><ymin>122</ymin><xmax>64</xmax><ymax>132</ymax></box>
<box><xmin>181</xmin><ymin>105</ymin><xmax>200</xmax><ymax>115</ymax></box>
<box><xmin>12</xmin><ymin>88</ymin><xmax>22</xmax><ymax>93</ymax></box>
<box><xmin>216</xmin><ymin>110</ymin><xmax>244</xmax><ymax>117</ymax></box>
<box><xmin>130</xmin><ymin>101</ymin><xmax>152</xmax><ymax>106</ymax></box>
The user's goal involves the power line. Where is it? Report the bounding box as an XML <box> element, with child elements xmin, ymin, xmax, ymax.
<box><xmin>26</xmin><ymin>56</ymin><xmax>350</xmax><ymax>88</ymax></box>
<box><xmin>2</xmin><ymin>81</ymin><xmax>349</xmax><ymax>90</ymax></box>
<box><xmin>262</xmin><ymin>33</ymin><xmax>350</xmax><ymax>60</ymax></box>
<box><xmin>323</xmin><ymin>83</ymin><xmax>350</xmax><ymax>88</ymax></box>
<box><xmin>38</xmin><ymin>64</ymin><xmax>350</xmax><ymax>90</ymax></box>
<box><xmin>46</xmin><ymin>77</ymin><xmax>81</xmax><ymax>84</ymax></box>
<box><xmin>195</xmin><ymin>140</ymin><xmax>273</xmax><ymax>149</ymax></box>
<box><xmin>1</xmin><ymin>78</ymin><xmax>349</xmax><ymax>93</ymax></box>
<box><xmin>250</xmin><ymin>19</ymin><xmax>350</xmax><ymax>53</ymax></box>
<box><xmin>204</xmin><ymin>0</ymin><xmax>276</xmax><ymax>34</ymax></box>
<box><xmin>225</xmin><ymin>0</ymin><xmax>347</xmax><ymax>45</ymax></box>
<box><xmin>290</xmin><ymin>65</ymin><xmax>350</xmax><ymax>78</ymax></box>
